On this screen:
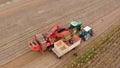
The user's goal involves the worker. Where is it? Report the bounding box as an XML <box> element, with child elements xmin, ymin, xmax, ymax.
<box><xmin>73</xmin><ymin>47</ymin><xmax>78</xmax><ymax>56</ymax></box>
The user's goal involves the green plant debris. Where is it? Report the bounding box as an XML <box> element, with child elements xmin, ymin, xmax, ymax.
<box><xmin>67</xmin><ymin>23</ymin><xmax>120</xmax><ymax>68</ymax></box>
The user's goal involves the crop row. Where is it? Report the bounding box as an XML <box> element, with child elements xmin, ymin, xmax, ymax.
<box><xmin>84</xmin><ymin>25</ymin><xmax>120</xmax><ymax>67</ymax></box>
<box><xmin>88</xmin><ymin>34</ymin><xmax>120</xmax><ymax>68</ymax></box>
<box><xmin>67</xmin><ymin>23</ymin><xmax>120</xmax><ymax>68</ymax></box>
<box><xmin>83</xmin><ymin>27</ymin><xmax>120</xmax><ymax>68</ymax></box>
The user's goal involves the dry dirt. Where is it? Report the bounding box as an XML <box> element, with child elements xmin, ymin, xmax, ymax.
<box><xmin>0</xmin><ymin>0</ymin><xmax>10</xmax><ymax>4</ymax></box>
<box><xmin>0</xmin><ymin>0</ymin><xmax>120</xmax><ymax>68</ymax></box>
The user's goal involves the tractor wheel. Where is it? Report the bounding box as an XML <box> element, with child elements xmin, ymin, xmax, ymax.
<box><xmin>48</xmin><ymin>44</ymin><xmax>54</xmax><ymax>52</ymax></box>
<box><xmin>83</xmin><ymin>38</ymin><xmax>86</xmax><ymax>41</ymax></box>
<box><xmin>90</xmin><ymin>30</ymin><xmax>94</xmax><ymax>36</ymax></box>
<box><xmin>79</xmin><ymin>35</ymin><xmax>82</xmax><ymax>38</ymax></box>
<box><xmin>90</xmin><ymin>32</ymin><xmax>93</xmax><ymax>36</ymax></box>
<box><xmin>48</xmin><ymin>47</ymin><xmax>53</xmax><ymax>52</ymax></box>
<box><xmin>78</xmin><ymin>27</ymin><xmax>81</xmax><ymax>31</ymax></box>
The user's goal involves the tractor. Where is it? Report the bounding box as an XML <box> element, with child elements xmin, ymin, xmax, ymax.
<box><xmin>79</xmin><ymin>26</ymin><xmax>93</xmax><ymax>41</ymax></box>
<box><xmin>69</xmin><ymin>21</ymin><xmax>83</xmax><ymax>33</ymax></box>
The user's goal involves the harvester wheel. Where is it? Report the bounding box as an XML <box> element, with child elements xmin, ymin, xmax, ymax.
<box><xmin>48</xmin><ymin>47</ymin><xmax>53</xmax><ymax>52</ymax></box>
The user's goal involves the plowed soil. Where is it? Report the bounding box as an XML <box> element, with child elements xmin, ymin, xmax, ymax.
<box><xmin>0</xmin><ymin>0</ymin><xmax>120</xmax><ymax>68</ymax></box>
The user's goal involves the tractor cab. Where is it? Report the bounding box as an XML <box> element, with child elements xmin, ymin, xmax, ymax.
<box><xmin>79</xmin><ymin>26</ymin><xmax>93</xmax><ymax>41</ymax></box>
<box><xmin>69</xmin><ymin>21</ymin><xmax>82</xmax><ymax>33</ymax></box>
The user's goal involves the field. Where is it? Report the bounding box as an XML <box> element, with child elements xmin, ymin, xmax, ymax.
<box><xmin>0</xmin><ymin>0</ymin><xmax>120</xmax><ymax>68</ymax></box>
<box><xmin>67</xmin><ymin>23</ymin><xmax>120</xmax><ymax>68</ymax></box>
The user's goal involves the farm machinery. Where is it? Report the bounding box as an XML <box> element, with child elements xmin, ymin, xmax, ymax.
<box><xmin>79</xmin><ymin>26</ymin><xmax>93</xmax><ymax>41</ymax></box>
<box><xmin>28</xmin><ymin>25</ymin><xmax>73</xmax><ymax>51</ymax></box>
<box><xmin>69</xmin><ymin>21</ymin><xmax>83</xmax><ymax>33</ymax></box>
<box><xmin>28</xmin><ymin>21</ymin><xmax>94</xmax><ymax>58</ymax></box>
<box><xmin>69</xmin><ymin>21</ymin><xmax>94</xmax><ymax>40</ymax></box>
<box><xmin>29</xmin><ymin>25</ymin><xmax>61</xmax><ymax>51</ymax></box>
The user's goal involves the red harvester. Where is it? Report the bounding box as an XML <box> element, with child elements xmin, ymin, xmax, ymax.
<box><xmin>28</xmin><ymin>25</ymin><xmax>72</xmax><ymax>51</ymax></box>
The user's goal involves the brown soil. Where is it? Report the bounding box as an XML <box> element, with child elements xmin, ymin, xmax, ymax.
<box><xmin>0</xmin><ymin>0</ymin><xmax>120</xmax><ymax>68</ymax></box>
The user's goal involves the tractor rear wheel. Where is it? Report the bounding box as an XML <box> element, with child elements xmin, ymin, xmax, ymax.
<box><xmin>90</xmin><ymin>32</ymin><xmax>93</xmax><ymax>36</ymax></box>
<box><xmin>48</xmin><ymin>46</ymin><xmax>53</xmax><ymax>52</ymax></box>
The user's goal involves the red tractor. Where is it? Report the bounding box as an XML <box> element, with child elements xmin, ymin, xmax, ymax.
<box><xmin>28</xmin><ymin>25</ymin><xmax>72</xmax><ymax>51</ymax></box>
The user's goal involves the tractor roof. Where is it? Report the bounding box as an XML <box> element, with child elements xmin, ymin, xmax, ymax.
<box><xmin>83</xmin><ymin>26</ymin><xmax>92</xmax><ymax>32</ymax></box>
<box><xmin>70</xmin><ymin>21</ymin><xmax>82</xmax><ymax>26</ymax></box>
